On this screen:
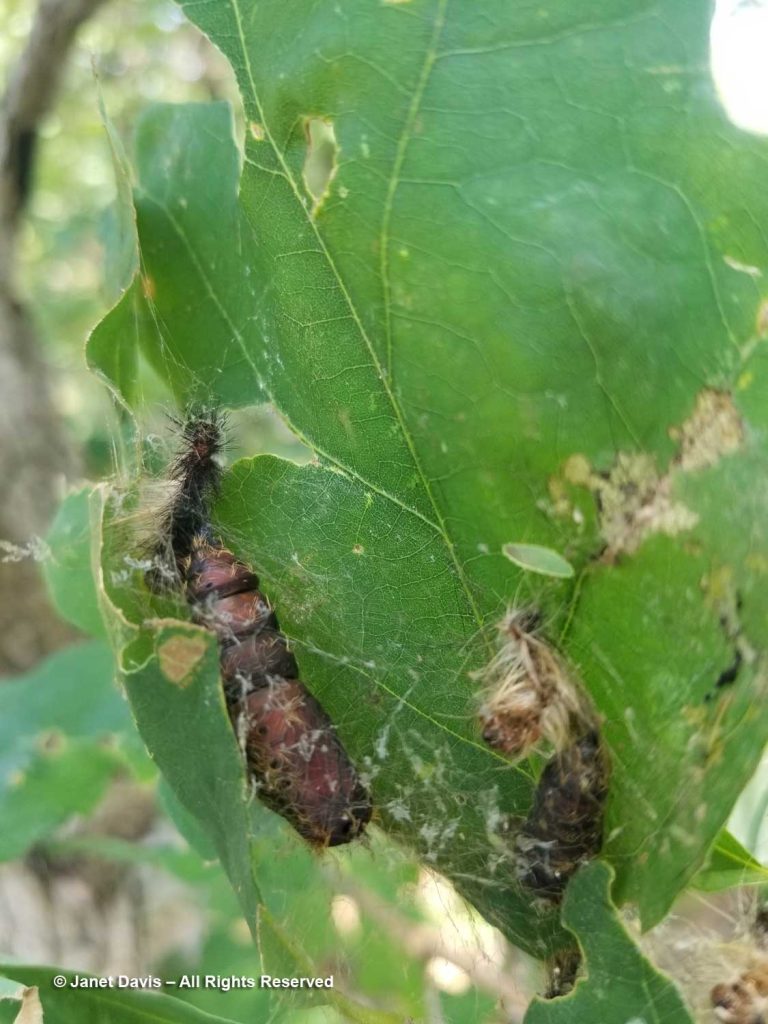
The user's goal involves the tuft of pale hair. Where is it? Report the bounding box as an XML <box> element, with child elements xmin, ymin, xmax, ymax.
<box><xmin>472</xmin><ymin>608</ymin><xmax>592</xmax><ymax>759</ymax></box>
<box><xmin>711</xmin><ymin>958</ymin><xmax>768</xmax><ymax>1023</ymax></box>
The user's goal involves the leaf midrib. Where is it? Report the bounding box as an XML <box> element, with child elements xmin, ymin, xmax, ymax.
<box><xmin>138</xmin><ymin>195</ymin><xmax>518</xmax><ymax>763</ymax></box>
<box><xmin>225</xmin><ymin>0</ymin><xmax>488</xmax><ymax>636</ymax></box>
<box><xmin>138</xmin><ymin>192</ymin><xmax>443</xmax><ymax>537</ymax></box>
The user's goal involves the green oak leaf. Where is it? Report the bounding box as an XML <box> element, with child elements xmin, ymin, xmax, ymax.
<box><xmin>524</xmin><ymin>861</ymin><xmax>693</xmax><ymax>1024</ymax></box>
<box><xmin>88</xmin><ymin>0</ymin><xmax>768</xmax><ymax>963</ymax></box>
<box><xmin>44</xmin><ymin>488</ymin><xmax>105</xmax><ymax>638</ymax></box>
<box><xmin>0</xmin><ymin>640</ymin><xmax>132</xmax><ymax>861</ymax></box>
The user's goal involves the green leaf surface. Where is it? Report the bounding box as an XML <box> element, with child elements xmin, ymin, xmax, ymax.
<box><xmin>0</xmin><ymin>1001</ymin><xmax>16</xmax><ymax>1024</ymax></box>
<box><xmin>0</xmin><ymin>980</ymin><xmax>20</xmax><ymax>999</ymax></box>
<box><xmin>0</xmin><ymin>739</ymin><xmax>120</xmax><ymax>862</ymax></box>
<box><xmin>89</xmin><ymin>0</ymin><xmax>768</xmax><ymax>958</ymax></box>
<box><xmin>0</xmin><ymin>966</ymin><xmax>241</xmax><ymax>1024</ymax></box>
<box><xmin>157</xmin><ymin>776</ymin><xmax>219</xmax><ymax>862</ymax></box>
<box><xmin>98</xmin><ymin>85</ymin><xmax>139</xmax><ymax>301</ymax></box>
<box><xmin>93</xmin><ymin>482</ymin><xmax>402</xmax><ymax>1024</ymax></box>
<box><xmin>44</xmin><ymin>488</ymin><xmax>105</xmax><ymax>638</ymax></box>
<box><xmin>0</xmin><ymin>639</ymin><xmax>128</xmax><ymax>750</ymax></box>
<box><xmin>89</xmin><ymin>89</ymin><xmax>144</xmax><ymax>406</ymax></box>
<box><xmin>693</xmin><ymin>829</ymin><xmax>768</xmax><ymax>892</ymax></box>
<box><xmin>524</xmin><ymin>861</ymin><xmax>693</xmax><ymax>1024</ymax></box>
<box><xmin>120</xmin><ymin>620</ymin><xmax>262</xmax><ymax>925</ymax></box>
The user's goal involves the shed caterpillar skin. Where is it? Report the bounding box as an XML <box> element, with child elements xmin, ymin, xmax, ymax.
<box><xmin>148</xmin><ymin>408</ymin><xmax>372</xmax><ymax>848</ymax></box>
<box><xmin>711</xmin><ymin>963</ymin><xmax>768</xmax><ymax>1024</ymax></box>
<box><xmin>473</xmin><ymin>608</ymin><xmax>589</xmax><ymax>760</ymax></box>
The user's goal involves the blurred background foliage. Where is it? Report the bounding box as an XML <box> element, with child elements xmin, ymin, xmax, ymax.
<box><xmin>3</xmin><ymin>0</ymin><xmax>305</xmax><ymax>475</ymax></box>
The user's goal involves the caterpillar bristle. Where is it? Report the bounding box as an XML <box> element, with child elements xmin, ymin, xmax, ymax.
<box><xmin>147</xmin><ymin>408</ymin><xmax>228</xmax><ymax>585</ymax></box>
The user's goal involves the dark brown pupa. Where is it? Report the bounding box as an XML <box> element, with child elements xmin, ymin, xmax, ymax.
<box><xmin>471</xmin><ymin>607</ymin><xmax>608</xmax><ymax>903</ymax></box>
<box><xmin>514</xmin><ymin>731</ymin><xmax>608</xmax><ymax>903</ymax></box>
<box><xmin>149</xmin><ymin>410</ymin><xmax>372</xmax><ymax>848</ymax></box>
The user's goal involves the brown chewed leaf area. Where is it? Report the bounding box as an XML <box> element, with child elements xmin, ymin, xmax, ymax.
<box><xmin>555</xmin><ymin>389</ymin><xmax>745</xmax><ymax>560</ymax></box>
<box><xmin>591</xmin><ymin>451</ymin><xmax>699</xmax><ymax>559</ymax></box>
<box><xmin>157</xmin><ymin>634</ymin><xmax>207</xmax><ymax>686</ymax></box>
<box><xmin>672</xmin><ymin>389</ymin><xmax>744</xmax><ymax>471</ymax></box>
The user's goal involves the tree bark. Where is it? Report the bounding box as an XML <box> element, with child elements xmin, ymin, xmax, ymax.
<box><xmin>0</xmin><ymin>0</ymin><xmax>108</xmax><ymax>673</ymax></box>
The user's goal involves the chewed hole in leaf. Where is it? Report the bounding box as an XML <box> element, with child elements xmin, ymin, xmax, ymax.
<box><xmin>303</xmin><ymin>117</ymin><xmax>338</xmax><ymax>213</ymax></box>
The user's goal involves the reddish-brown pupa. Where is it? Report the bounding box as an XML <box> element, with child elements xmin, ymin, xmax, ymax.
<box><xmin>232</xmin><ymin>680</ymin><xmax>372</xmax><ymax>847</ymax></box>
<box><xmin>148</xmin><ymin>409</ymin><xmax>372</xmax><ymax>848</ymax></box>
<box><xmin>186</xmin><ymin>537</ymin><xmax>371</xmax><ymax>847</ymax></box>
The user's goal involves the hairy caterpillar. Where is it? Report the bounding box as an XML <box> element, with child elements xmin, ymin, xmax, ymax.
<box><xmin>148</xmin><ymin>408</ymin><xmax>372</xmax><ymax>847</ymax></box>
<box><xmin>472</xmin><ymin>608</ymin><xmax>608</xmax><ymax>903</ymax></box>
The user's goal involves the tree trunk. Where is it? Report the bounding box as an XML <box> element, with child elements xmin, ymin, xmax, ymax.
<box><xmin>0</xmin><ymin>0</ymin><xmax>109</xmax><ymax>673</ymax></box>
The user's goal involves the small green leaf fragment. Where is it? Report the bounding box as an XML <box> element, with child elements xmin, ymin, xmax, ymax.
<box><xmin>503</xmin><ymin>543</ymin><xmax>575</xmax><ymax>579</ymax></box>
<box><xmin>693</xmin><ymin>829</ymin><xmax>768</xmax><ymax>891</ymax></box>
<box><xmin>524</xmin><ymin>861</ymin><xmax>693</xmax><ymax>1023</ymax></box>
<box><xmin>44</xmin><ymin>488</ymin><xmax>105</xmax><ymax>638</ymax></box>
